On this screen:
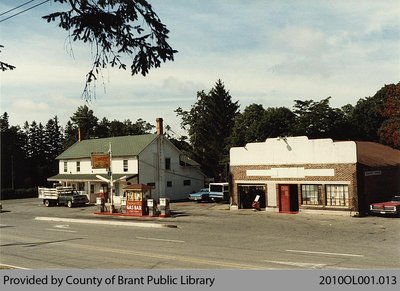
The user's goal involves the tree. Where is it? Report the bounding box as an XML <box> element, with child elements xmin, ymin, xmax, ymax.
<box><xmin>230</xmin><ymin>104</ymin><xmax>268</xmax><ymax>147</ymax></box>
<box><xmin>70</xmin><ymin>105</ymin><xmax>99</xmax><ymax>140</ymax></box>
<box><xmin>176</xmin><ymin>80</ymin><xmax>239</xmax><ymax>180</ymax></box>
<box><xmin>378</xmin><ymin>83</ymin><xmax>400</xmax><ymax>148</ymax></box>
<box><xmin>43</xmin><ymin>0</ymin><xmax>177</xmax><ymax>99</ymax></box>
<box><xmin>0</xmin><ymin>45</ymin><xmax>15</xmax><ymax>71</ymax></box>
<box><xmin>94</xmin><ymin>117</ymin><xmax>154</xmax><ymax>137</ymax></box>
<box><xmin>349</xmin><ymin>83</ymin><xmax>400</xmax><ymax>145</ymax></box>
<box><xmin>95</xmin><ymin>117</ymin><xmax>110</xmax><ymax>138</ymax></box>
<box><xmin>292</xmin><ymin>97</ymin><xmax>350</xmax><ymax>140</ymax></box>
<box><xmin>0</xmin><ymin>113</ymin><xmax>27</xmax><ymax>189</ymax></box>
<box><xmin>64</xmin><ymin>120</ymin><xmax>78</xmax><ymax>149</ymax></box>
<box><xmin>351</xmin><ymin>96</ymin><xmax>384</xmax><ymax>142</ymax></box>
<box><xmin>44</xmin><ymin>117</ymin><xmax>65</xmax><ymax>177</ymax></box>
<box><xmin>230</xmin><ymin>104</ymin><xmax>296</xmax><ymax>147</ymax></box>
<box><xmin>264</xmin><ymin>107</ymin><xmax>296</xmax><ymax>139</ymax></box>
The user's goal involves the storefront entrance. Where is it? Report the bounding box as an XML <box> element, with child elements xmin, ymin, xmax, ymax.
<box><xmin>238</xmin><ymin>185</ymin><xmax>266</xmax><ymax>209</ymax></box>
<box><xmin>278</xmin><ymin>184</ymin><xmax>299</xmax><ymax>213</ymax></box>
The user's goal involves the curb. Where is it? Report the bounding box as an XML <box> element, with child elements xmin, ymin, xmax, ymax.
<box><xmin>34</xmin><ymin>217</ymin><xmax>178</xmax><ymax>228</ymax></box>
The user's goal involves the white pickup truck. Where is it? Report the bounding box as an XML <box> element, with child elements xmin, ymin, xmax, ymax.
<box><xmin>38</xmin><ymin>186</ymin><xmax>89</xmax><ymax>208</ymax></box>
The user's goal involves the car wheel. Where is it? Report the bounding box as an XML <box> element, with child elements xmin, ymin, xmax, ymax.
<box><xmin>67</xmin><ymin>201</ymin><xmax>73</xmax><ymax>208</ymax></box>
<box><xmin>44</xmin><ymin>200</ymin><xmax>50</xmax><ymax>207</ymax></box>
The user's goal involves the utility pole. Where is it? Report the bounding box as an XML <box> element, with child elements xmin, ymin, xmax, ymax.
<box><xmin>109</xmin><ymin>142</ymin><xmax>114</xmax><ymax>213</ymax></box>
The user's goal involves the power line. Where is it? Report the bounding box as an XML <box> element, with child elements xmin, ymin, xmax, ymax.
<box><xmin>0</xmin><ymin>0</ymin><xmax>35</xmax><ymax>17</ymax></box>
<box><xmin>0</xmin><ymin>0</ymin><xmax>50</xmax><ymax>23</ymax></box>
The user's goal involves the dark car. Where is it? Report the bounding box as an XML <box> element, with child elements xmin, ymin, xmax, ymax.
<box><xmin>188</xmin><ymin>188</ymin><xmax>210</xmax><ymax>202</ymax></box>
<box><xmin>370</xmin><ymin>196</ymin><xmax>400</xmax><ymax>216</ymax></box>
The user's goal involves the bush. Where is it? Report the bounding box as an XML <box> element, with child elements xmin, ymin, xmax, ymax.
<box><xmin>0</xmin><ymin>188</ymin><xmax>37</xmax><ymax>200</ymax></box>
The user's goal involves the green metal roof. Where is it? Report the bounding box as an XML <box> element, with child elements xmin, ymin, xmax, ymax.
<box><xmin>57</xmin><ymin>134</ymin><xmax>158</xmax><ymax>160</ymax></box>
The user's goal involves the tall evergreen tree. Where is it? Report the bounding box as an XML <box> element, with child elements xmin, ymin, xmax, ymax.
<box><xmin>70</xmin><ymin>105</ymin><xmax>99</xmax><ymax>140</ymax></box>
<box><xmin>176</xmin><ymin>79</ymin><xmax>239</xmax><ymax>180</ymax></box>
<box><xmin>64</xmin><ymin>121</ymin><xmax>78</xmax><ymax>149</ymax></box>
<box><xmin>1</xmin><ymin>113</ymin><xmax>31</xmax><ymax>189</ymax></box>
<box><xmin>44</xmin><ymin>116</ymin><xmax>65</xmax><ymax>177</ymax></box>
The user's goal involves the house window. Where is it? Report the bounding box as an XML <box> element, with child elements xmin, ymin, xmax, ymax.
<box><xmin>301</xmin><ymin>184</ymin><xmax>320</xmax><ymax>205</ymax></box>
<box><xmin>64</xmin><ymin>162</ymin><xmax>67</xmax><ymax>173</ymax></box>
<box><xmin>183</xmin><ymin>180</ymin><xmax>191</xmax><ymax>186</ymax></box>
<box><xmin>76</xmin><ymin>161</ymin><xmax>81</xmax><ymax>172</ymax></box>
<box><xmin>123</xmin><ymin>160</ymin><xmax>128</xmax><ymax>172</ymax></box>
<box><xmin>326</xmin><ymin>185</ymin><xmax>349</xmax><ymax>206</ymax></box>
<box><xmin>78</xmin><ymin>182</ymin><xmax>85</xmax><ymax>191</ymax></box>
<box><xmin>165</xmin><ymin>158</ymin><xmax>171</xmax><ymax>170</ymax></box>
<box><xmin>167</xmin><ymin>181</ymin><xmax>172</xmax><ymax>187</ymax></box>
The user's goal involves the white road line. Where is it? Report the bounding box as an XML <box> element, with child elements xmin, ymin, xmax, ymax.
<box><xmin>286</xmin><ymin>249</ymin><xmax>364</xmax><ymax>257</ymax></box>
<box><xmin>263</xmin><ymin>260</ymin><xmax>326</xmax><ymax>269</ymax></box>
<box><xmin>136</xmin><ymin>236</ymin><xmax>185</xmax><ymax>243</ymax></box>
<box><xmin>0</xmin><ymin>263</ymin><xmax>30</xmax><ymax>270</ymax></box>
<box><xmin>54</xmin><ymin>224</ymin><xmax>70</xmax><ymax>229</ymax></box>
<box><xmin>45</xmin><ymin>228</ymin><xmax>77</xmax><ymax>233</ymax></box>
<box><xmin>35</xmin><ymin>217</ymin><xmax>175</xmax><ymax>228</ymax></box>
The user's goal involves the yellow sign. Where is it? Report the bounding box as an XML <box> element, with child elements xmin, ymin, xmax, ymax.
<box><xmin>91</xmin><ymin>153</ymin><xmax>110</xmax><ymax>169</ymax></box>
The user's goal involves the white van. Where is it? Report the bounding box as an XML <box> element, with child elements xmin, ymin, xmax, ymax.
<box><xmin>209</xmin><ymin>182</ymin><xmax>229</xmax><ymax>201</ymax></box>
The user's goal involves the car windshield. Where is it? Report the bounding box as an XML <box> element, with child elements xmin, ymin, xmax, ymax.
<box><xmin>392</xmin><ymin>196</ymin><xmax>400</xmax><ymax>202</ymax></box>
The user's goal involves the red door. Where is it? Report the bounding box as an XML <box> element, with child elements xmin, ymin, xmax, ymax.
<box><xmin>279</xmin><ymin>185</ymin><xmax>290</xmax><ymax>213</ymax></box>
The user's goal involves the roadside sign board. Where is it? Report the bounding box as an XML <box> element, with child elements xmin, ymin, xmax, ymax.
<box><xmin>91</xmin><ymin>152</ymin><xmax>110</xmax><ymax>169</ymax></box>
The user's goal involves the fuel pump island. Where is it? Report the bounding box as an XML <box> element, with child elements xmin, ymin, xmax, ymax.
<box><xmin>95</xmin><ymin>183</ymin><xmax>170</xmax><ymax>217</ymax></box>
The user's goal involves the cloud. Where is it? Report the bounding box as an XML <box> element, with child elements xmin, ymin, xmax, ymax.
<box><xmin>273</xmin><ymin>26</ymin><xmax>327</xmax><ymax>55</ymax></box>
<box><xmin>11</xmin><ymin>99</ymin><xmax>50</xmax><ymax>112</ymax></box>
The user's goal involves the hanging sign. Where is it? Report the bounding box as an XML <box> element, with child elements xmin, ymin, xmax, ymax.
<box><xmin>91</xmin><ymin>152</ymin><xmax>110</xmax><ymax>169</ymax></box>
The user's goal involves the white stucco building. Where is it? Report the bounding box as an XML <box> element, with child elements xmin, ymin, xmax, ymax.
<box><xmin>48</xmin><ymin>119</ymin><xmax>205</xmax><ymax>203</ymax></box>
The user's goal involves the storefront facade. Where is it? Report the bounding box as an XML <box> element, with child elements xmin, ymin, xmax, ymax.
<box><xmin>230</xmin><ymin>136</ymin><xmax>399</xmax><ymax>215</ymax></box>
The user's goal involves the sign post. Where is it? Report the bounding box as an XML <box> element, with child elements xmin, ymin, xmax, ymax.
<box><xmin>92</xmin><ymin>144</ymin><xmax>114</xmax><ymax>212</ymax></box>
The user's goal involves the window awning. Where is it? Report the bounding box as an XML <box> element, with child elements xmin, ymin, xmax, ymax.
<box><xmin>47</xmin><ymin>173</ymin><xmax>138</xmax><ymax>182</ymax></box>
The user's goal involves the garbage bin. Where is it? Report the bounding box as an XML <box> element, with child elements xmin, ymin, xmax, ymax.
<box><xmin>159</xmin><ymin>197</ymin><xmax>170</xmax><ymax>217</ymax></box>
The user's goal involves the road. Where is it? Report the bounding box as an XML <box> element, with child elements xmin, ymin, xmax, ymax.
<box><xmin>0</xmin><ymin>198</ymin><xmax>399</xmax><ymax>270</ymax></box>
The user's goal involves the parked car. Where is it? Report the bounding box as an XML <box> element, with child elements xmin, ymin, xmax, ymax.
<box><xmin>370</xmin><ymin>196</ymin><xmax>400</xmax><ymax>216</ymax></box>
<box><xmin>189</xmin><ymin>188</ymin><xmax>210</xmax><ymax>202</ymax></box>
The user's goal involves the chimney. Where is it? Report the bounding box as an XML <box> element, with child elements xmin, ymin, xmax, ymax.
<box><xmin>78</xmin><ymin>127</ymin><xmax>81</xmax><ymax>142</ymax></box>
<box><xmin>156</xmin><ymin>118</ymin><xmax>163</xmax><ymax>135</ymax></box>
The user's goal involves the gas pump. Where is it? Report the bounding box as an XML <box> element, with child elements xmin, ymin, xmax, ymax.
<box><xmin>123</xmin><ymin>184</ymin><xmax>153</xmax><ymax>216</ymax></box>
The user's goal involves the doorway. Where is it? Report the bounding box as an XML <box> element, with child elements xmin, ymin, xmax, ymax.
<box><xmin>278</xmin><ymin>184</ymin><xmax>299</xmax><ymax>213</ymax></box>
<box><xmin>238</xmin><ymin>185</ymin><xmax>266</xmax><ymax>209</ymax></box>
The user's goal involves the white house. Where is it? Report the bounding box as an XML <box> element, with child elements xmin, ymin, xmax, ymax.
<box><xmin>48</xmin><ymin>118</ymin><xmax>205</xmax><ymax>203</ymax></box>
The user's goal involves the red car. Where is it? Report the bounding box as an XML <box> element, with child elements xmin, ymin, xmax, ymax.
<box><xmin>370</xmin><ymin>196</ymin><xmax>400</xmax><ymax>216</ymax></box>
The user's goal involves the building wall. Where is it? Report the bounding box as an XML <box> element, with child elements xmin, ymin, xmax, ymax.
<box><xmin>139</xmin><ymin>136</ymin><xmax>204</xmax><ymax>201</ymax></box>
<box><xmin>357</xmin><ymin>165</ymin><xmax>400</xmax><ymax>214</ymax></box>
<box><xmin>230</xmin><ymin>136</ymin><xmax>357</xmax><ymax>166</ymax></box>
<box><xmin>230</xmin><ymin>163</ymin><xmax>358</xmax><ymax>211</ymax></box>
<box><xmin>56</xmin><ymin>136</ymin><xmax>204</xmax><ymax>202</ymax></box>
<box><xmin>229</xmin><ymin>137</ymin><xmax>360</xmax><ymax>213</ymax></box>
<box><xmin>58</xmin><ymin>157</ymin><xmax>139</xmax><ymax>175</ymax></box>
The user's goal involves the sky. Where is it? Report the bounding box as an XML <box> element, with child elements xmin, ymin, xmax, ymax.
<box><xmin>0</xmin><ymin>0</ymin><xmax>399</xmax><ymax>136</ymax></box>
